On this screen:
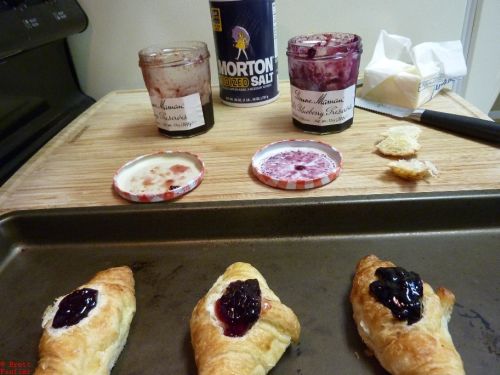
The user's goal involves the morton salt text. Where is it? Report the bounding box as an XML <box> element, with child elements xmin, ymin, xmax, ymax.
<box><xmin>218</xmin><ymin>57</ymin><xmax>274</xmax><ymax>87</ymax></box>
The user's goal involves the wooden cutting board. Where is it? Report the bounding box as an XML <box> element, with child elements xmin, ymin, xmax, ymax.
<box><xmin>1</xmin><ymin>82</ymin><xmax>499</xmax><ymax>214</ymax></box>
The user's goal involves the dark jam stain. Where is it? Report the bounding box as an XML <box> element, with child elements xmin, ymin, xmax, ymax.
<box><xmin>169</xmin><ymin>185</ymin><xmax>181</xmax><ymax>190</ymax></box>
<box><xmin>295</xmin><ymin>165</ymin><xmax>306</xmax><ymax>171</ymax></box>
<box><xmin>369</xmin><ymin>267</ymin><xmax>423</xmax><ymax>325</ymax></box>
<box><xmin>153</xmin><ymin>87</ymin><xmax>162</xmax><ymax>96</ymax></box>
<box><xmin>215</xmin><ymin>279</ymin><xmax>261</xmax><ymax>337</ymax></box>
<box><xmin>52</xmin><ymin>288</ymin><xmax>98</xmax><ymax>329</ymax></box>
<box><xmin>131</xmin><ymin>261</ymin><xmax>149</xmax><ymax>272</ymax></box>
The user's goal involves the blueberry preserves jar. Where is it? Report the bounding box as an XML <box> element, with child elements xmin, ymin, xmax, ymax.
<box><xmin>139</xmin><ymin>41</ymin><xmax>214</xmax><ymax>138</ymax></box>
<box><xmin>287</xmin><ymin>33</ymin><xmax>362</xmax><ymax>134</ymax></box>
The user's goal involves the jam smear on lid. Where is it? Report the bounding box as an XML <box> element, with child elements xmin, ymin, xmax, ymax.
<box><xmin>369</xmin><ymin>266</ymin><xmax>423</xmax><ymax>325</ymax></box>
<box><xmin>215</xmin><ymin>279</ymin><xmax>261</xmax><ymax>337</ymax></box>
<box><xmin>52</xmin><ymin>288</ymin><xmax>98</xmax><ymax>329</ymax></box>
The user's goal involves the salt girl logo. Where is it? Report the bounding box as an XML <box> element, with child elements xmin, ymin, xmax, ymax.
<box><xmin>217</xmin><ymin>25</ymin><xmax>274</xmax><ymax>88</ymax></box>
<box><xmin>233</xmin><ymin>25</ymin><xmax>249</xmax><ymax>60</ymax></box>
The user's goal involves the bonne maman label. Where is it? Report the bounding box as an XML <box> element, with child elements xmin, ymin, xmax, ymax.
<box><xmin>291</xmin><ymin>84</ymin><xmax>355</xmax><ymax>126</ymax></box>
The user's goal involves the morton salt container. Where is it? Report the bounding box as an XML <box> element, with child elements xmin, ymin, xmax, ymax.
<box><xmin>209</xmin><ymin>0</ymin><xmax>278</xmax><ymax>107</ymax></box>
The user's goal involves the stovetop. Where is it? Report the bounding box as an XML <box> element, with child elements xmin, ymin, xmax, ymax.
<box><xmin>0</xmin><ymin>0</ymin><xmax>94</xmax><ymax>186</ymax></box>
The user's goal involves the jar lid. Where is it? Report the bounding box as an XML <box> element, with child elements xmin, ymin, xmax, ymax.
<box><xmin>251</xmin><ymin>140</ymin><xmax>343</xmax><ymax>190</ymax></box>
<box><xmin>138</xmin><ymin>41</ymin><xmax>209</xmax><ymax>67</ymax></box>
<box><xmin>287</xmin><ymin>33</ymin><xmax>362</xmax><ymax>59</ymax></box>
<box><xmin>113</xmin><ymin>151</ymin><xmax>205</xmax><ymax>202</ymax></box>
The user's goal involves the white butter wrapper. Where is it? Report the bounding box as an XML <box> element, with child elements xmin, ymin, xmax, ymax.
<box><xmin>360</xmin><ymin>30</ymin><xmax>467</xmax><ymax>109</ymax></box>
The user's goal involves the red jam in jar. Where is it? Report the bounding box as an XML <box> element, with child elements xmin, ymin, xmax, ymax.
<box><xmin>287</xmin><ymin>33</ymin><xmax>362</xmax><ymax>134</ymax></box>
<box><xmin>139</xmin><ymin>41</ymin><xmax>214</xmax><ymax>138</ymax></box>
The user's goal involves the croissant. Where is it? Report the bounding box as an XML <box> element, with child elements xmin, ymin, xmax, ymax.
<box><xmin>350</xmin><ymin>255</ymin><xmax>465</xmax><ymax>375</ymax></box>
<box><xmin>34</xmin><ymin>266</ymin><xmax>136</xmax><ymax>375</ymax></box>
<box><xmin>190</xmin><ymin>262</ymin><xmax>301</xmax><ymax>375</ymax></box>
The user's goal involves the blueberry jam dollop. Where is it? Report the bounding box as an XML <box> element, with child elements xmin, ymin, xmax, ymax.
<box><xmin>52</xmin><ymin>288</ymin><xmax>98</xmax><ymax>329</ymax></box>
<box><xmin>215</xmin><ymin>279</ymin><xmax>261</xmax><ymax>337</ymax></box>
<box><xmin>369</xmin><ymin>267</ymin><xmax>423</xmax><ymax>325</ymax></box>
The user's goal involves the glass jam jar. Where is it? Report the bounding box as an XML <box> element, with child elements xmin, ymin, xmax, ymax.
<box><xmin>139</xmin><ymin>41</ymin><xmax>214</xmax><ymax>138</ymax></box>
<box><xmin>287</xmin><ymin>33</ymin><xmax>362</xmax><ymax>134</ymax></box>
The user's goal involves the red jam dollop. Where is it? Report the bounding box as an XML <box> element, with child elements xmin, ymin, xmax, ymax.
<box><xmin>170</xmin><ymin>164</ymin><xmax>190</xmax><ymax>174</ymax></box>
<box><xmin>369</xmin><ymin>267</ymin><xmax>423</xmax><ymax>325</ymax></box>
<box><xmin>52</xmin><ymin>288</ymin><xmax>98</xmax><ymax>328</ymax></box>
<box><xmin>215</xmin><ymin>279</ymin><xmax>261</xmax><ymax>337</ymax></box>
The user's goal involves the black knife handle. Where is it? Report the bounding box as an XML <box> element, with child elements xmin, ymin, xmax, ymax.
<box><xmin>420</xmin><ymin>110</ymin><xmax>500</xmax><ymax>144</ymax></box>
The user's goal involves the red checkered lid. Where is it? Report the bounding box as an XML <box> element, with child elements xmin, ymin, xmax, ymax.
<box><xmin>251</xmin><ymin>140</ymin><xmax>343</xmax><ymax>190</ymax></box>
<box><xmin>113</xmin><ymin>151</ymin><xmax>205</xmax><ymax>202</ymax></box>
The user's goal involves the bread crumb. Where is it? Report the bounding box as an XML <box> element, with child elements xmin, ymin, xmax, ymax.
<box><xmin>388</xmin><ymin>159</ymin><xmax>439</xmax><ymax>180</ymax></box>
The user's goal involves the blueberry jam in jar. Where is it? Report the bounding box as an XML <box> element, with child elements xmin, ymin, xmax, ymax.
<box><xmin>369</xmin><ymin>267</ymin><xmax>423</xmax><ymax>325</ymax></box>
<box><xmin>52</xmin><ymin>288</ymin><xmax>98</xmax><ymax>328</ymax></box>
<box><xmin>287</xmin><ymin>33</ymin><xmax>362</xmax><ymax>134</ymax></box>
<box><xmin>215</xmin><ymin>279</ymin><xmax>261</xmax><ymax>337</ymax></box>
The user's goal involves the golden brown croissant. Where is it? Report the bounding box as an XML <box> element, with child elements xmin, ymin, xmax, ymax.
<box><xmin>350</xmin><ymin>255</ymin><xmax>465</xmax><ymax>375</ymax></box>
<box><xmin>190</xmin><ymin>262</ymin><xmax>301</xmax><ymax>375</ymax></box>
<box><xmin>34</xmin><ymin>266</ymin><xmax>136</xmax><ymax>375</ymax></box>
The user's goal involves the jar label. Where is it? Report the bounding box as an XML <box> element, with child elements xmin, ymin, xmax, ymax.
<box><xmin>150</xmin><ymin>94</ymin><xmax>205</xmax><ymax>131</ymax></box>
<box><xmin>291</xmin><ymin>84</ymin><xmax>355</xmax><ymax>126</ymax></box>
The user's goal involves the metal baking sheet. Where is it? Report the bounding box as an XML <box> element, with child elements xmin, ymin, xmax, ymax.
<box><xmin>0</xmin><ymin>192</ymin><xmax>499</xmax><ymax>374</ymax></box>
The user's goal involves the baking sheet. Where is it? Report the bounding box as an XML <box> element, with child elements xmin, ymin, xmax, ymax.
<box><xmin>0</xmin><ymin>192</ymin><xmax>499</xmax><ymax>374</ymax></box>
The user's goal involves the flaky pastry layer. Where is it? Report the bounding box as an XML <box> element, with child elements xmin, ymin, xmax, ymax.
<box><xmin>190</xmin><ymin>262</ymin><xmax>300</xmax><ymax>375</ymax></box>
<box><xmin>350</xmin><ymin>255</ymin><xmax>465</xmax><ymax>375</ymax></box>
<box><xmin>34</xmin><ymin>266</ymin><xmax>136</xmax><ymax>375</ymax></box>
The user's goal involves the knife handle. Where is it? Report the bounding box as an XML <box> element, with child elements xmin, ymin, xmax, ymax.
<box><xmin>420</xmin><ymin>110</ymin><xmax>500</xmax><ymax>144</ymax></box>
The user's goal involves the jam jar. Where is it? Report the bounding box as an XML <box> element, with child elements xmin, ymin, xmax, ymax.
<box><xmin>286</xmin><ymin>33</ymin><xmax>362</xmax><ymax>134</ymax></box>
<box><xmin>139</xmin><ymin>41</ymin><xmax>214</xmax><ymax>138</ymax></box>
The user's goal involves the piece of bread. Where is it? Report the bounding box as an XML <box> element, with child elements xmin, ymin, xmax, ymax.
<box><xmin>34</xmin><ymin>266</ymin><xmax>136</xmax><ymax>375</ymax></box>
<box><xmin>376</xmin><ymin>135</ymin><xmax>421</xmax><ymax>157</ymax></box>
<box><xmin>376</xmin><ymin>125</ymin><xmax>422</xmax><ymax>157</ymax></box>
<box><xmin>190</xmin><ymin>262</ymin><xmax>300</xmax><ymax>375</ymax></box>
<box><xmin>350</xmin><ymin>255</ymin><xmax>465</xmax><ymax>375</ymax></box>
<box><xmin>388</xmin><ymin>159</ymin><xmax>439</xmax><ymax>180</ymax></box>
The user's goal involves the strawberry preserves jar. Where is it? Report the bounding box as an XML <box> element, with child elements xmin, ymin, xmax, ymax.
<box><xmin>139</xmin><ymin>41</ymin><xmax>214</xmax><ymax>137</ymax></box>
<box><xmin>287</xmin><ymin>33</ymin><xmax>362</xmax><ymax>134</ymax></box>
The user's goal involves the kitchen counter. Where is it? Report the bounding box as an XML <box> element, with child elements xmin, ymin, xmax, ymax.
<box><xmin>0</xmin><ymin>82</ymin><xmax>499</xmax><ymax>214</ymax></box>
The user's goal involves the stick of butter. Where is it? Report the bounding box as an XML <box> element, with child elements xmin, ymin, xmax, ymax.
<box><xmin>359</xmin><ymin>30</ymin><xmax>467</xmax><ymax>109</ymax></box>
